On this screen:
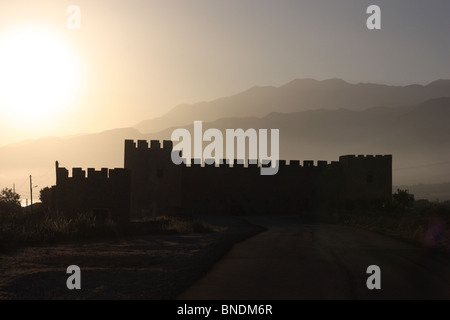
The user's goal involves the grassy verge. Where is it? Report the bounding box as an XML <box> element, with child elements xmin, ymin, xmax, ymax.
<box><xmin>319</xmin><ymin>204</ymin><xmax>450</xmax><ymax>251</ymax></box>
<box><xmin>0</xmin><ymin>217</ymin><xmax>265</xmax><ymax>299</ymax></box>
<box><xmin>136</xmin><ymin>216</ymin><xmax>225</xmax><ymax>234</ymax></box>
<box><xmin>0</xmin><ymin>211</ymin><xmax>221</xmax><ymax>253</ymax></box>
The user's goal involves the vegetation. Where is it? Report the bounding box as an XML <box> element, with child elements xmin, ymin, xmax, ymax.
<box><xmin>331</xmin><ymin>190</ymin><xmax>450</xmax><ymax>251</ymax></box>
<box><xmin>0</xmin><ymin>188</ymin><xmax>219</xmax><ymax>253</ymax></box>
<box><xmin>392</xmin><ymin>188</ymin><xmax>414</xmax><ymax>209</ymax></box>
<box><xmin>0</xmin><ymin>188</ymin><xmax>21</xmax><ymax>215</ymax></box>
<box><xmin>0</xmin><ymin>210</ymin><xmax>99</xmax><ymax>252</ymax></box>
<box><xmin>137</xmin><ymin>216</ymin><xmax>220</xmax><ymax>234</ymax></box>
<box><xmin>39</xmin><ymin>187</ymin><xmax>52</xmax><ymax>210</ymax></box>
<box><xmin>0</xmin><ymin>212</ymin><xmax>219</xmax><ymax>253</ymax></box>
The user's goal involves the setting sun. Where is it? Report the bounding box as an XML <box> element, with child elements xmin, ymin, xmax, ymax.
<box><xmin>0</xmin><ymin>25</ymin><xmax>82</xmax><ymax>125</ymax></box>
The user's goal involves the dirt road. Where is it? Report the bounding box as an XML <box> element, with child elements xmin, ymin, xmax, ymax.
<box><xmin>179</xmin><ymin>216</ymin><xmax>450</xmax><ymax>299</ymax></box>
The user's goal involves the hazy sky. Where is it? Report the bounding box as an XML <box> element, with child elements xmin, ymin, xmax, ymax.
<box><xmin>0</xmin><ymin>0</ymin><xmax>449</xmax><ymax>146</ymax></box>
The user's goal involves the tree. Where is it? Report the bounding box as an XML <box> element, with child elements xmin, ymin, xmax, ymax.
<box><xmin>393</xmin><ymin>189</ymin><xmax>414</xmax><ymax>208</ymax></box>
<box><xmin>40</xmin><ymin>187</ymin><xmax>52</xmax><ymax>211</ymax></box>
<box><xmin>0</xmin><ymin>188</ymin><xmax>21</xmax><ymax>214</ymax></box>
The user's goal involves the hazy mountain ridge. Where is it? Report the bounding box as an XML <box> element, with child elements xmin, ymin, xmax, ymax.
<box><xmin>135</xmin><ymin>78</ymin><xmax>450</xmax><ymax>134</ymax></box>
<box><xmin>148</xmin><ymin>97</ymin><xmax>450</xmax><ymax>158</ymax></box>
<box><xmin>1</xmin><ymin>81</ymin><xmax>450</xmax><ymax>200</ymax></box>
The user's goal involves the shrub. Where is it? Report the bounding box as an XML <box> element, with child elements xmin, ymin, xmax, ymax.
<box><xmin>0</xmin><ymin>188</ymin><xmax>21</xmax><ymax>216</ymax></box>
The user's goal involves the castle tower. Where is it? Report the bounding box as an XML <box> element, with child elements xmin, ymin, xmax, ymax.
<box><xmin>124</xmin><ymin>140</ymin><xmax>182</xmax><ymax>218</ymax></box>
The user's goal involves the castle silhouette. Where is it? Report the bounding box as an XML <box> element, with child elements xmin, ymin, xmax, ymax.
<box><xmin>51</xmin><ymin>140</ymin><xmax>392</xmax><ymax>222</ymax></box>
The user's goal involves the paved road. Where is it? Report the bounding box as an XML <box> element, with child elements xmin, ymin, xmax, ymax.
<box><xmin>179</xmin><ymin>216</ymin><xmax>450</xmax><ymax>300</ymax></box>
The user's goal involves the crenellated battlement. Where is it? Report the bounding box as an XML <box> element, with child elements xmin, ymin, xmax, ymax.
<box><xmin>174</xmin><ymin>158</ymin><xmax>337</xmax><ymax>169</ymax></box>
<box><xmin>340</xmin><ymin>154</ymin><xmax>392</xmax><ymax>160</ymax></box>
<box><xmin>125</xmin><ymin>139</ymin><xmax>174</xmax><ymax>151</ymax></box>
<box><xmin>56</xmin><ymin>165</ymin><xmax>130</xmax><ymax>182</ymax></box>
<box><xmin>53</xmin><ymin>163</ymin><xmax>131</xmax><ymax>223</ymax></box>
<box><xmin>125</xmin><ymin>140</ymin><xmax>391</xmax><ymax>170</ymax></box>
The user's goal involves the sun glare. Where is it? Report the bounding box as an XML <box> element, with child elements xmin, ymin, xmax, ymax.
<box><xmin>0</xmin><ymin>26</ymin><xmax>82</xmax><ymax>125</ymax></box>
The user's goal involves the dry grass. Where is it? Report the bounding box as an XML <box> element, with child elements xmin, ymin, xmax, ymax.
<box><xmin>335</xmin><ymin>204</ymin><xmax>450</xmax><ymax>251</ymax></box>
<box><xmin>137</xmin><ymin>215</ymin><xmax>226</xmax><ymax>233</ymax></box>
<box><xmin>0</xmin><ymin>212</ymin><xmax>102</xmax><ymax>251</ymax></box>
<box><xmin>0</xmin><ymin>211</ymin><xmax>221</xmax><ymax>253</ymax></box>
<box><xmin>0</xmin><ymin>217</ymin><xmax>263</xmax><ymax>299</ymax></box>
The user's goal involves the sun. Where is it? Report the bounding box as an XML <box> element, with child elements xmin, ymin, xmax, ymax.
<box><xmin>0</xmin><ymin>25</ymin><xmax>82</xmax><ymax>125</ymax></box>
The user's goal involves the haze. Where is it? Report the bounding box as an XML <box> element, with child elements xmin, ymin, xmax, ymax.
<box><xmin>1</xmin><ymin>0</ymin><xmax>450</xmax><ymax>202</ymax></box>
<box><xmin>1</xmin><ymin>0</ymin><xmax>450</xmax><ymax>146</ymax></box>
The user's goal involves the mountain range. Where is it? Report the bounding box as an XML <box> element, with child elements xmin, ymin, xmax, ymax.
<box><xmin>1</xmin><ymin>79</ymin><xmax>450</xmax><ymax>200</ymax></box>
<box><xmin>136</xmin><ymin>78</ymin><xmax>450</xmax><ymax>133</ymax></box>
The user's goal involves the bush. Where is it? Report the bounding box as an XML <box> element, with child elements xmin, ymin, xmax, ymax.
<box><xmin>338</xmin><ymin>202</ymin><xmax>450</xmax><ymax>251</ymax></box>
<box><xmin>0</xmin><ymin>188</ymin><xmax>21</xmax><ymax>216</ymax></box>
<box><xmin>393</xmin><ymin>189</ymin><xmax>414</xmax><ymax>209</ymax></box>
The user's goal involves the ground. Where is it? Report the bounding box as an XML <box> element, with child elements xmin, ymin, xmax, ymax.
<box><xmin>180</xmin><ymin>216</ymin><xmax>450</xmax><ymax>300</ymax></box>
<box><xmin>0</xmin><ymin>217</ymin><xmax>262</xmax><ymax>300</ymax></box>
<box><xmin>1</xmin><ymin>216</ymin><xmax>449</xmax><ymax>300</ymax></box>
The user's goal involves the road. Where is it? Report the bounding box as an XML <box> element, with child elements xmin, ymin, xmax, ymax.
<box><xmin>179</xmin><ymin>216</ymin><xmax>450</xmax><ymax>300</ymax></box>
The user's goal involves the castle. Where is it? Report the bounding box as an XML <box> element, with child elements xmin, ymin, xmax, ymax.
<box><xmin>51</xmin><ymin>140</ymin><xmax>392</xmax><ymax>221</ymax></box>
